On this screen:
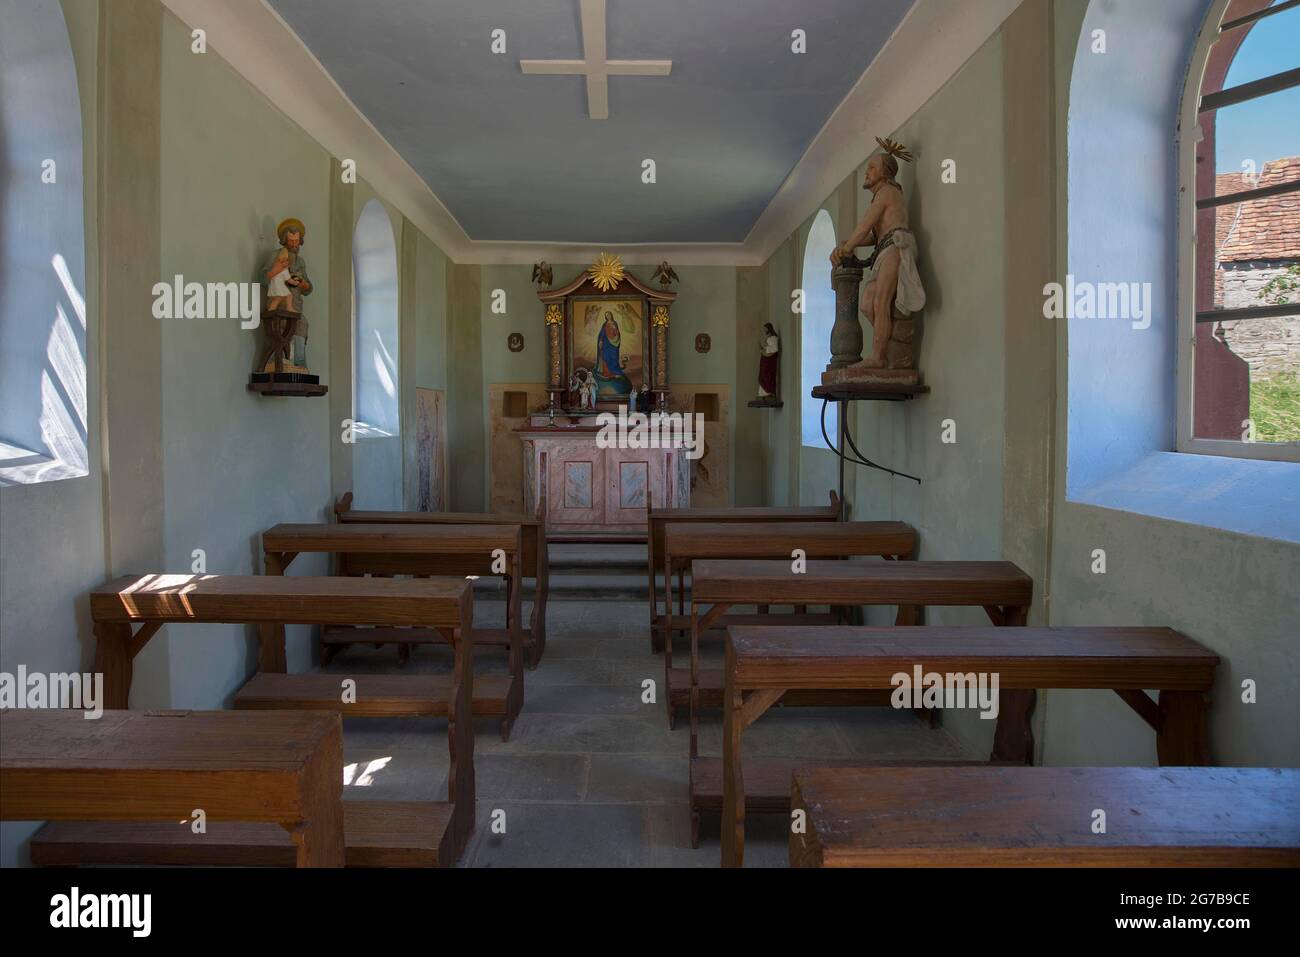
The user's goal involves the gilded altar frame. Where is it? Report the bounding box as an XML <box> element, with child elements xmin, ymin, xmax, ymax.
<box><xmin>538</xmin><ymin>256</ymin><xmax>676</xmax><ymax>412</ymax></box>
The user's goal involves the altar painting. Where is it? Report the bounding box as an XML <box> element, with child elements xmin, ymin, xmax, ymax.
<box><xmin>568</xmin><ymin>298</ymin><xmax>644</xmax><ymax>400</ymax></box>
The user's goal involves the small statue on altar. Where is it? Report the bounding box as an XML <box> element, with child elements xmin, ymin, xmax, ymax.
<box><xmin>757</xmin><ymin>323</ymin><xmax>780</xmax><ymax>398</ymax></box>
<box><xmin>570</xmin><ymin>369</ymin><xmax>597</xmax><ymax>411</ymax></box>
<box><xmin>830</xmin><ymin>137</ymin><xmax>926</xmax><ymax>374</ymax></box>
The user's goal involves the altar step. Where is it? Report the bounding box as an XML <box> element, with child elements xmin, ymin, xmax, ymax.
<box><xmin>549</xmin><ymin>543</ymin><xmax>647</xmax><ymax>573</ymax></box>
<box><xmin>473</xmin><ymin>542</ymin><xmax>659</xmax><ymax>602</ymax></box>
<box><xmin>472</xmin><ymin>572</ymin><xmax>656</xmax><ymax>602</ymax></box>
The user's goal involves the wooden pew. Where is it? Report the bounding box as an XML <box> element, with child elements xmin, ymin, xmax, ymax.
<box><xmin>662</xmin><ymin>527</ymin><xmax>920</xmax><ymax>729</ymax></box>
<box><xmin>720</xmin><ymin>625</ymin><xmax>1220</xmax><ymax>867</ymax></box>
<box><xmin>687</xmin><ymin>559</ymin><xmax>1032</xmax><ymax>846</ymax></box>
<box><xmin>55</xmin><ymin>573</ymin><xmax>476</xmax><ymax>866</ymax></box>
<box><xmin>262</xmin><ymin>522</ymin><xmax>523</xmax><ymax>740</ymax></box>
<box><xmin>6</xmin><ymin>709</ymin><xmax>345</xmax><ymax>868</ymax></box>
<box><xmin>334</xmin><ymin>491</ymin><xmax>549</xmax><ymax>668</ymax></box>
<box><xmin>645</xmin><ymin>490</ymin><xmax>842</xmax><ymax>652</ymax></box>
<box><xmin>790</xmin><ymin>766</ymin><xmax>1300</xmax><ymax>867</ymax></box>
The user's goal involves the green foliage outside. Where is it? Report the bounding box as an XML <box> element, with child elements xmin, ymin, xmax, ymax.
<box><xmin>1247</xmin><ymin>266</ymin><xmax>1299</xmax><ymax>443</ymax></box>
<box><xmin>1257</xmin><ymin>265</ymin><xmax>1300</xmax><ymax>306</ymax></box>
<box><xmin>1250</xmin><ymin>373</ymin><xmax>1300</xmax><ymax>443</ymax></box>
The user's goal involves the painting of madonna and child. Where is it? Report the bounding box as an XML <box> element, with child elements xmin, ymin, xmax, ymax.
<box><xmin>568</xmin><ymin>298</ymin><xmax>646</xmax><ymax>405</ymax></box>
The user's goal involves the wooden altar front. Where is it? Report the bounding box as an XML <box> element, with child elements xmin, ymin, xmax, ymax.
<box><xmin>519</xmin><ymin>416</ymin><xmax>689</xmax><ymax>535</ymax></box>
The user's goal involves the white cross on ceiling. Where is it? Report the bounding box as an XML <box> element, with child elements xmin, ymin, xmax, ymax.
<box><xmin>519</xmin><ymin>0</ymin><xmax>672</xmax><ymax>120</ymax></box>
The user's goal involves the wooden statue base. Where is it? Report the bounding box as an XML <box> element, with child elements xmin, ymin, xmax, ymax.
<box><xmin>249</xmin><ymin>366</ymin><xmax>327</xmax><ymax>397</ymax></box>
<box><xmin>248</xmin><ymin>380</ymin><xmax>328</xmax><ymax>397</ymax></box>
<box><xmin>252</xmin><ymin>370</ymin><xmax>318</xmax><ymax>384</ymax></box>
<box><xmin>821</xmin><ymin>365</ymin><xmax>920</xmax><ymax>388</ymax></box>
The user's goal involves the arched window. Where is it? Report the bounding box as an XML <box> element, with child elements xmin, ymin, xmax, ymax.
<box><xmin>0</xmin><ymin>0</ymin><xmax>87</xmax><ymax>485</ymax></box>
<box><xmin>1179</xmin><ymin>0</ymin><xmax>1299</xmax><ymax>460</ymax></box>
<box><xmin>352</xmin><ymin>199</ymin><xmax>401</xmax><ymax>506</ymax></box>
<box><xmin>800</xmin><ymin>209</ymin><xmax>837</xmax><ymax>447</ymax></box>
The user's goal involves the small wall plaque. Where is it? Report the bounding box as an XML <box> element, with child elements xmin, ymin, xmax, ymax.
<box><xmin>508</xmin><ymin>332</ymin><xmax>525</xmax><ymax>353</ymax></box>
<box><xmin>695</xmin><ymin>333</ymin><xmax>711</xmax><ymax>354</ymax></box>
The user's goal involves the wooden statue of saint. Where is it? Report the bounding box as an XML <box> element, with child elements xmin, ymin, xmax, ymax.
<box><xmin>256</xmin><ymin>217</ymin><xmax>314</xmax><ymax>373</ymax></box>
<box><xmin>757</xmin><ymin>323</ymin><xmax>780</xmax><ymax>398</ymax></box>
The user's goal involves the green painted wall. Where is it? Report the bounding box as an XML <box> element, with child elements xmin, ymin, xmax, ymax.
<box><xmin>735</xmin><ymin>264</ymin><xmax>769</xmax><ymax>505</ymax></box>
<box><xmin>159</xmin><ymin>7</ymin><xmax>335</xmax><ymax>703</ymax></box>
<box><xmin>762</xmin><ymin>236</ymin><xmax>797</xmax><ymax>504</ymax></box>
<box><xmin>447</xmin><ymin>262</ymin><xmax>485</xmax><ymax>510</ymax></box>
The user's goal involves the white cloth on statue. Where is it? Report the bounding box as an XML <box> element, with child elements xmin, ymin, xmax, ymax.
<box><xmin>869</xmin><ymin>228</ymin><xmax>926</xmax><ymax>317</ymax></box>
<box><xmin>267</xmin><ymin>261</ymin><xmax>293</xmax><ymax>298</ymax></box>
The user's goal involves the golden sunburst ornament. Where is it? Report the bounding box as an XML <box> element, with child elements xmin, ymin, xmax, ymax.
<box><xmin>587</xmin><ymin>252</ymin><xmax>625</xmax><ymax>293</ymax></box>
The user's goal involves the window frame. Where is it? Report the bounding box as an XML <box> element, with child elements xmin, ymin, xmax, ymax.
<box><xmin>350</xmin><ymin>198</ymin><xmax>401</xmax><ymax>440</ymax></box>
<box><xmin>1176</xmin><ymin>0</ymin><xmax>1300</xmax><ymax>463</ymax></box>
<box><xmin>799</xmin><ymin>208</ymin><xmax>838</xmax><ymax>450</ymax></box>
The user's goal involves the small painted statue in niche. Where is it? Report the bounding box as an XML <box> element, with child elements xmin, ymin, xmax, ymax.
<box><xmin>757</xmin><ymin>322</ymin><xmax>780</xmax><ymax>397</ymax></box>
<box><xmin>258</xmin><ymin>217</ymin><xmax>314</xmax><ymax>370</ymax></box>
<box><xmin>830</xmin><ymin>137</ymin><xmax>927</xmax><ymax>373</ymax></box>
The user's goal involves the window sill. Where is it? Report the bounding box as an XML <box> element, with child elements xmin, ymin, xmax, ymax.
<box><xmin>1069</xmin><ymin>450</ymin><xmax>1300</xmax><ymax>544</ymax></box>
<box><xmin>0</xmin><ymin>441</ymin><xmax>88</xmax><ymax>487</ymax></box>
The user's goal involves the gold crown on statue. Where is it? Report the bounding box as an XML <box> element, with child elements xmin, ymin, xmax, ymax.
<box><xmin>874</xmin><ymin>136</ymin><xmax>913</xmax><ymax>163</ymax></box>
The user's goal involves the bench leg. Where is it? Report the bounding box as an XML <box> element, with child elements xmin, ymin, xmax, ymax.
<box><xmin>990</xmin><ymin>689</ymin><xmax>1036</xmax><ymax>764</ymax></box>
<box><xmin>93</xmin><ymin>622</ymin><xmax>134</xmax><ymax>709</ymax></box>
<box><xmin>689</xmin><ymin>602</ymin><xmax>731</xmax><ymax>758</ymax></box>
<box><xmin>1156</xmin><ymin>691</ymin><xmax>1211</xmax><ymax>766</ymax></box>
<box><xmin>894</xmin><ymin>604</ymin><xmax>923</xmax><ymax>626</ymax></box>
<box><xmin>529</xmin><ymin>549</ymin><xmax>549</xmax><ymax>669</ymax></box>
<box><xmin>689</xmin><ymin>605</ymin><xmax>701</xmax><ymax>756</ymax></box>
<box><xmin>720</xmin><ymin>655</ymin><xmax>745</xmax><ymax>868</ymax></box>
<box><xmin>288</xmin><ymin>718</ymin><xmax>345</xmax><ymax>868</ymax></box>
<box><xmin>446</xmin><ymin>626</ymin><xmax>476</xmax><ymax>863</ymax></box>
<box><xmin>663</xmin><ymin>558</ymin><xmax>676</xmax><ymax>728</ymax></box>
<box><xmin>502</xmin><ymin>636</ymin><xmax>525</xmax><ymax>744</ymax></box>
<box><xmin>257</xmin><ymin>623</ymin><xmax>287</xmax><ymax>673</ymax></box>
<box><xmin>648</xmin><ymin>546</ymin><xmax>661</xmax><ymax>654</ymax></box>
<box><xmin>665</xmin><ymin>653</ymin><xmax>677</xmax><ymax>731</ymax></box>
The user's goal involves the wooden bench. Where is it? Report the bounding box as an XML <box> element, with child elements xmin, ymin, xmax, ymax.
<box><xmin>645</xmin><ymin>490</ymin><xmax>842</xmax><ymax>652</ymax></box>
<box><xmin>686</xmin><ymin>559</ymin><xmax>1032</xmax><ymax>845</ymax></box>
<box><xmin>66</xmin><ymin>573</ymin><xmax>476</xmax><ymax>866</ymax></box>
<box><xmin>720</xmin><ymin>625</ymin><xmax>1220</xmax><ymax>866</ymax></box>
<box><xmin>335</xmin><ymin>491</ymin><xmax>549</xmax><ymax>668</ymax></box>
<box><xmin>263</xmin><ymin>522</ymin><xmax>523</xmax><ymax>739</ymax></box>
<box><xmin>663</xmin><ymin>525</ymin><xmax>919</xmax><ymax>729</ymax></box>
<box><xmin>790</xmin><ymin>766</ymin><xmax>1300</xmax><ymax>867</ymax></box>
<box><xmin>5</xmin><ymin>709</ymin><xmax>345</xmax><ymax>868</ymax></box>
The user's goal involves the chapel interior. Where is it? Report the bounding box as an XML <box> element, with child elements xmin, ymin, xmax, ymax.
<box><xmin>1</xmin><ymin>0</ymin><xmax>1297</xmax><ymax>872</ymax></box>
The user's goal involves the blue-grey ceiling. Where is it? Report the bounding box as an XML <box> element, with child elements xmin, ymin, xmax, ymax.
<box><xmin>268</xmin><ymin>0</ymin><xmax>916</xmax><ymax>244</ymax></box>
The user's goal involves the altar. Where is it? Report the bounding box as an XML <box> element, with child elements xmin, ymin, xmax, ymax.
<box><xmin>519</xmin><ymin>414</ymin><xmax>689</xmax><ymax>535</ymax></box>
<box><xmin>520</xmin><ymin>255</ymin><xmax>689</xmax><ymax>536</ymax></box>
